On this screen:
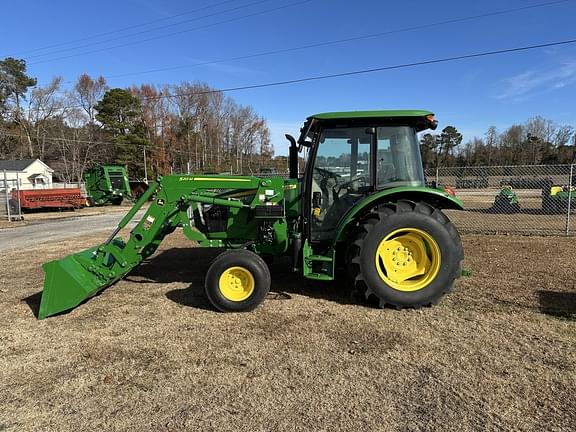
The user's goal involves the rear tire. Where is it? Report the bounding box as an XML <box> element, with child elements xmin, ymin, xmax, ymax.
<box><xmin>347</xmin><ymin>200</ymin><xmax>463</xmax><ymax>308</ymax></box>
<box><xmin>205</xmin><ymin>249</ymin><xmax>271</xmax><ymax>312</ymax></box>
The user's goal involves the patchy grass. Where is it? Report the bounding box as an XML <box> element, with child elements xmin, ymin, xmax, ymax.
<box><xmin>0</xmin><ymin>232</ymin><xmax>575</xmax><ymax>431</ymax></box>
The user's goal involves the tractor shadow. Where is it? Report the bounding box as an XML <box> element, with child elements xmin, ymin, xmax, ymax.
<box><xmin>126</xmin><ymin>247</ymin><xmax>219</xmax><ymax>311</ymax></box>
<box><xmin>22</xmin><ymin>292</ymin><xmax>42</xmax><ymax>317</ymax></box>
<box><xmin>538</xmin><ymin>290</ymin><xmax>576</xmax><ymax>320</ymax></box>
<box><xmin>125</xmin><ymin>247</ymin><xmax>358</xmax><ymax>309</ymax></box>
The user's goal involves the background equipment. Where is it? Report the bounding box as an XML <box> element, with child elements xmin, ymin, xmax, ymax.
<box><xmin>84</xmin><ymin>165</ymin><xmax>132</xmax><ymax>206</ymax></box>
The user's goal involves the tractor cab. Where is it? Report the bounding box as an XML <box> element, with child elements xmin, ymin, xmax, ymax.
<box><xmin>294</xmin><ymin>111</ymin><xmax>438</xmax><ymax>243</ymax></box>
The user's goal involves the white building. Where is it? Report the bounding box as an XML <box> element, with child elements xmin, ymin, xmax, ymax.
<box><xmin>0</xmin><ymin>159</ymin><xmax>54</xmax><ymax>190</ymax></box>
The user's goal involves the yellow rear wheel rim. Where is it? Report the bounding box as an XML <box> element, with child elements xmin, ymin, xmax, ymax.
<box><xmin>219</xmin><ymin>266</ymin><xmax>255</xmax><ymax>301</ymax></box>
<box><xmin>375</xmin><ymin>228</ymin><xmax>441</xmax><ymax>292</ymax></box>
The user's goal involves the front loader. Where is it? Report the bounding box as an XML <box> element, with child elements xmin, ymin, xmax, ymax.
<box><xmin>39</xmin><ymin>110</ymin><xmax>464</xmax><ymax>319</ymax></box>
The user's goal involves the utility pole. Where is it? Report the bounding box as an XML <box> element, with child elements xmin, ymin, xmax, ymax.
<box><xmin>143</xmin><ymin>147</ymin><xmax>148</xmax><ymax>184</ymax></box>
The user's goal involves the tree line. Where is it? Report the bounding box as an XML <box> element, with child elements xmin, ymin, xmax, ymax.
<box><xmin>420</xmin><ymin>118</ymin><xmax>576</xmax><ymax>168</ymax></box>
<box><xmin>0</xmin><ymin>57</ymin><xmax>273</xmax><ymax>182</ymax></box>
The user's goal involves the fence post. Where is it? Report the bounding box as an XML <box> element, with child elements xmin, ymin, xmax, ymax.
<box><xmin>16</xmin><ymin>171</ymin><xmax>22</xmax><ymax>220</ymax></box>
<box><xmin>435</xmin><ymin>167</ymin><xmax>439</xmax><ymax>186</ymax></box>
<box><xmin>4</xmin><ymin>169</ymin><xmax>10</xmax><ymax>221</ymax></box>
<box><xmin>566</xmin><ymin>164</ymin><xmax>574</xmax><ymax>236</ymax></box>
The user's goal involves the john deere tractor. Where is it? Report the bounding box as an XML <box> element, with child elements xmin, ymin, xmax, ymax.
<box><xmin>39</xmin><ymin>110</ymin><xmax>464</xmax><ymax>319</ymax></box>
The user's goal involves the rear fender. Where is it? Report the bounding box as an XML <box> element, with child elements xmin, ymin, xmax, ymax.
<box><xmin>333</xmin><ymin>187</ymin><xmax>463</xmax><ymax>244</ymax></box>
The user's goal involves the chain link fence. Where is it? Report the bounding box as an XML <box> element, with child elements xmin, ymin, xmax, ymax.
<box><xmin>2</xmin><ymin>164</ymin><xmax>575</xmax><ymax>236</ymax></box>
<box><xmin>1</xmin><ymin>170</ymin><xmax>23</xmax><ymax>222</ymax></box>
<box><xmin>426</xmin><ymin>164</ymin><xmax>575</xmax><ymax>236</ymax></box>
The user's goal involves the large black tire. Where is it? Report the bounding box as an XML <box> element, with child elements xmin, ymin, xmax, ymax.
<box><xmin>347</xmin><ymin>200</ymin><xmax>463</xmax><ymax>308</ymax></box>
<box><xmin>205</xmin><ymin>249</ymin><xmax>271</xmax><ymax>312</ymax></box>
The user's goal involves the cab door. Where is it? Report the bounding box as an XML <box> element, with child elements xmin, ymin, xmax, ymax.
<box><xmin>309</xmin><ymin>127</ymin><xmax>373</xmax><ymax>243</ymax></box>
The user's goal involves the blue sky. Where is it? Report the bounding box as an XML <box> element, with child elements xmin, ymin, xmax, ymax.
<box><xmin>1</xmin><ymin>0</ymin><xmax>576</xmax><ymax>154</ymax></box>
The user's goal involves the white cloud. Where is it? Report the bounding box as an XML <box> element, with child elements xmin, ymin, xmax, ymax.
<box><xmin>497</xmin><ymin>62</ymin><xmax>576</xmax><ymax>101</ymax></box>
<box><xmin>178</xmin><ymin>56</ymin><xmax>262</xmax><ymax>76</ymax></box>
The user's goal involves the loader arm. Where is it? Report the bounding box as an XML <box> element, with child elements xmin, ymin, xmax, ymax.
<box><xmin>39</xmin><ymin>174</ymin><xmax>283</xmax><ymax>319</ymax></box>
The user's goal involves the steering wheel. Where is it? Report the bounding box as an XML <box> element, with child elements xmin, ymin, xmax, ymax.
<box><xmin>335</xmin><ymin>175</ymin><xmax>367</xmax><ymax>195</ymax></box>
<box><xmin>314</xmin><ymin>167</ymin><xmax>341</xmax><ymax>181</ymax></box>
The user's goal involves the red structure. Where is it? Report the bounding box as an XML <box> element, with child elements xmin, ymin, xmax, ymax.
<box><xmin>12</xmin><ymin>188</ymin><xmax>85</xmax><ymax>210</ymax></box>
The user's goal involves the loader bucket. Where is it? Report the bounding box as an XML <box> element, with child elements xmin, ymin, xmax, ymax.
<box><xmin>39</xmin><ymin>246</ymin><xmax>117</xmax><ymax>319</ymax></box>
<box><xmin>38</xmin><ymin>182</ymin><xmax>157</xmax><ymax>319</ymax></box>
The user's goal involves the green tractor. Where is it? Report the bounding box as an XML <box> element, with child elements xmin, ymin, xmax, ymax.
<box><xmin>84</xmin><ymin>164</ymin><xmax>132</xmax><ymax>206</ymax></box>
<box><xmin>490</xmin><ymin>185</ymin><xmax>520</xmax><ymax>213</ymax></box>
<box><xmin>542</xmin><ymin>183</ymin><xmax>575</xmax><ymax>214</ymax></box>
<box><xmin>39</xmin><ymin>110</ymin><xmax>464</xmax><ymax>319</ymax></box>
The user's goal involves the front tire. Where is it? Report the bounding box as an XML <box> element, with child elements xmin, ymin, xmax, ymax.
<box><xmin>205</xmin><ymin>249</ymin><xmax>271</xmax><ymax>312</ymax></box>
<box><xmin>347</xmin><ymin>200</ymin><xmax>463</xmax><ymax>308</ymax></box>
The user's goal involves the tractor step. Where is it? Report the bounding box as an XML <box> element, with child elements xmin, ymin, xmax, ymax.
<box><xmin>307</xmin><ymin>254</ymin><xmax>333</xmax><ymax>262</ymax></box>
<box><xmin>302</xmin><ymin>241</ymin><xmax>335</xmax><ymax>281</ymax></box>
<box><xmin>306</xmin><ymin>272</ymin><xmax>334</xmax><ymax>281</ymax></box>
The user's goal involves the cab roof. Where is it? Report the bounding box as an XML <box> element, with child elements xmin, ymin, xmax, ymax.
<box><xmin>309</xmin><ymin>110</ymin><xmax>434</xmax><ymax>121</ymax></box>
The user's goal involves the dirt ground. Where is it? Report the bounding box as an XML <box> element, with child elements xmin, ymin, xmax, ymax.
<box><xmin>0</xmin><ymin>231</ymin><xmax>575</xmax><ymax>431</ymax></box>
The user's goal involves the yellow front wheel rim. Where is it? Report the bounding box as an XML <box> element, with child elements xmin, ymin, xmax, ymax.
<box><xmin>219</xmin><ymin>266</ymin><xmax>255</xmax><ymax>301</ymax></box>
<box><xmin>375</xmin><ymin>228</ymin><xmax>441</xmax><ymax>292</ymax></box>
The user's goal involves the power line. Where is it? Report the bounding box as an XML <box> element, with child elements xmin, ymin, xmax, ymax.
<box><xmin>37</xmin><ymin>0</ymin><xmax>572</xmax><ymax>86</ymax></box>
<box><xmin>28</xmin><ymin>0</ymin><xmax>314</xmax><ymax>66</ymax></box>
<box><xmin>31</xmin><ymin>36</ymin><xmax>576</xmax><ymax>109</ymax></box>
<box><xmin>94</xmin><ymin>0</ymin><xmax>573</xmax><ymax>83</ymax></box>
<box><xmin>25</xmin><ymin>0</ymin><xmax>276</xmax><ymax>61</ymax></box>
<box><xmin>119</xmin><ymin>38</ymin><xmax>576</xmax><ymax>101</ymax></box>
<box><xmin>5</xmin><ymin>38</ymin><xmax>576</xmax><ymax>154</ymax></box>
<box><xmin>4</xmin><ymin>0</ymin><xmax>240</xmax><ymax>57</ymax></box>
